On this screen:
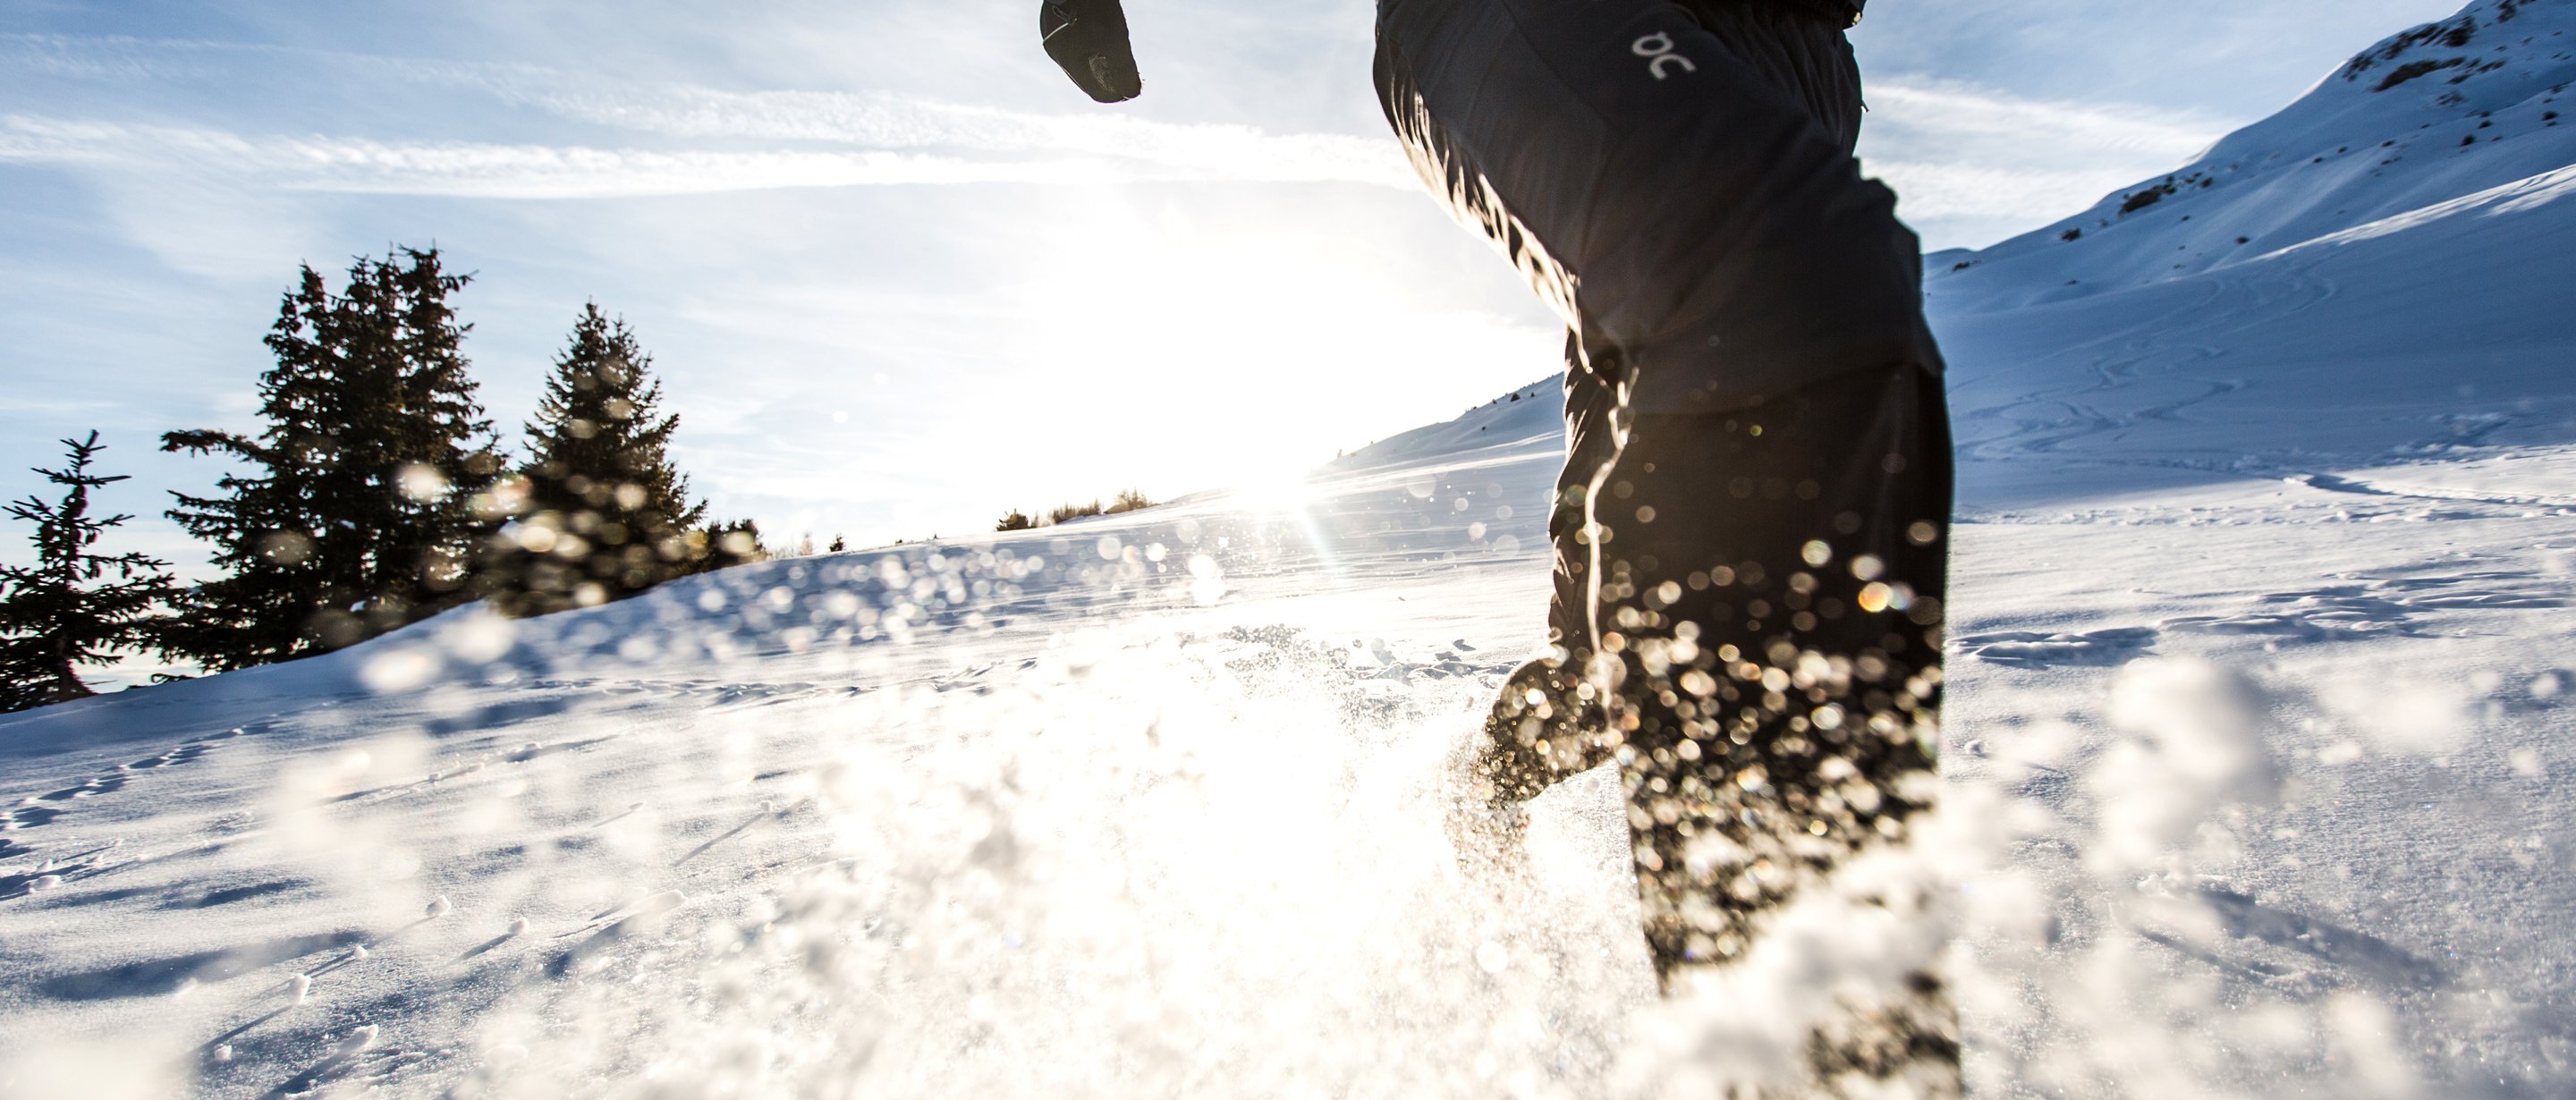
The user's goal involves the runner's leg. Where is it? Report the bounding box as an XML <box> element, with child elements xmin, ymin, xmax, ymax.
<box><xmin>1481</xmin><ymin>334</ymin><xmax>1620</xmax><ymax>803</ymax></box>
<box><xmin>1605</xmin><ymin>364</ymin><xmax>1959</xmax><ymax>1084</ymax></box>
<box><xmin>1380</xmin><ymin>0</ymin><xmax>1961</xmax><ymax>1088</ymax></box>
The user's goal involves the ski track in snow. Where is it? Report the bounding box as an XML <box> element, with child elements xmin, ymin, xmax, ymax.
<box><xmin>8</xmin><ymin>1</ymin><xmax>2576</xmax><ymax>1095</ymax></box>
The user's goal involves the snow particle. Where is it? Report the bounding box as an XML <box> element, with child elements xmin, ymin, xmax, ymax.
<box><xmin>211</xmin><ymin>1044</ymin><xmax>233</xmax><ymax>1063</ymax></box>
<box><xmin>360</xmin><ymin>648</ymin><xmax>442</xmax><ymax>693</ymax></box>
<box><xmin>442</xmin><ymin>611</ymin><xmax>518</xmax><ymax>664</ymax></box>
<box><xmin>2334</xmin><ymin>681</ymin><xmax>2472</xmax><ymax>755</ymax></box>
<box><xmin>2089</xmin><ymin>659</ymin><xmax>2279</xmax><ymax>876</ymax></box>
<box><xmin>425</xmin><ymin>895</ymin><xmax>453</xmax><ymax>919</ymax></box>
<box><xmin>1476</xmin><ymin>942</ymin><xmax>1510</xmax><ymax>974</ymax></box>
<box><xmin>1187</xmin><ymin>554</ymin><xmax>1226</xmax><ymax>605</ymax></box>
<box><xmin>2326</xmin><ymin>994</ymin><xmax>2419</xmax><ymax>1094</ymax></box>
<box><xmin>395</xmin><ymin>463</ymin><xmax>449</xmax><ymax>503</ymax></box>
<box><xmin>2511</xmin><ymin>749</ymin><xmax>2545</xmax><ymax>778</ymax></box>
<box><xmin>507</xmin><ymin>917</ymin><xmax>531</xmax><ymax>936</ymax></box>
<box><xmin>289</xmin><ymin>974</ymin><xmax>312</xmax><ymax>1004</ymax></box>
<box><xmin>336</xmin><ymin>1025</ymin><xmax>380</xmax><ymax>1055</ymax></box>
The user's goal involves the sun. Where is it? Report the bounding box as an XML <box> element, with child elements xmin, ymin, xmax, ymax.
<box><xmin>1224</xmin><ymin>463</ymin><xmax>1322</xmax><ymax>515</ymax></box>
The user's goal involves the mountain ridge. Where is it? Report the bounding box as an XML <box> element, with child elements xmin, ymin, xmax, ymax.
<box><xmin>1928</xmin><ymin>0</ymin><xmax>2576</xmax><ymax>311</ymax></box>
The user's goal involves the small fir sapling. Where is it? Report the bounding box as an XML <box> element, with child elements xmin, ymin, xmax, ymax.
<box><xmin>0</xmin><ymin>432</ymin><xmax>179</xmax><ymax>713</ymax></box>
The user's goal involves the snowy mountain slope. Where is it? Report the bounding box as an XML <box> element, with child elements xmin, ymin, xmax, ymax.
<box><xmin>4</xmin><ymin>0</ymin><xmax>2576</xmax><ymax>1096</ymax></box>
<box><xmin>1923</xmin><ymin>0</ymin><xmax>2576</xmax><ymax>512</ymax></box>
<box><xmin>1932</xmin><ymin>0</ymin><xmax>2576</xmax><ymax>306</ymax></box>
<box><xmin>1323</xmin><ymin>377</ymin><xmax>1563</xmax><ymax>472</ymax></box>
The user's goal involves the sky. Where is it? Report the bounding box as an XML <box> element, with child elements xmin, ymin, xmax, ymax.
<box><xmin>0</xmin><ymin>0</ymin><xmax>2479</xmax><ymax>567</ymax></box>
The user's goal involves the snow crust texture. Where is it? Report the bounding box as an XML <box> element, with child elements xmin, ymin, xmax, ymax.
<box><xmin>6</xmin><ymin>1</ymin><xmax>2576</xmax><ymax>1096</ymax></box>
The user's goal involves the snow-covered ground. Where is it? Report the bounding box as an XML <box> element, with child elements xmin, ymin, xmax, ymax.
<box><xmin>6</xmin><ymin>0</ymin><xmax>2576</xmax><ymax>1096</ymax></box>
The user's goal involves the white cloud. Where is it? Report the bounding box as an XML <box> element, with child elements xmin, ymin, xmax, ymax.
<box><xmin>1863</xmin><ymin>160</ymin><xmax>2153</xmax><ymax>223</ymax></box>
<box><xmin>504</xmin><ymin>83</ymin><xmax>1410</xmax><ymax>182</ymax></box>
<box><xmin>1858</xmin><ymin>76</ymin><xmax>2233</xmax><ymax>246</ymax></box>
<box><xmin>0</xmin><ymin>34</ymin><xmax>1412</xmax><ymax>197</ymax></box>
<box><xmin>3</xmin><ymin>35</ymin><xmax>2212</xmax><ymax>240</ymax></box>
<box><xmin>1866</xmin><ymin>77</ymin><xmax>2224</xmax><ymax>159</ymax></box>
<box><xmin>0</xmin><ymin>111</ymin><xmax>1411</xmax><ymax>199</ymax></box>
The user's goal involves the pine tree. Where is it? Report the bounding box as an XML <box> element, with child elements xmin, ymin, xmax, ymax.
<box><xmin>162</xmin><ymin>248</ymin><xmax>502</xmax><ymax>670</ymax></box>
<box><xmin>487</xmin><ymin>304</ymin><xmax>708</xmax><ymax>615</ymax></box>
<box><xmin>682</xmin><ymin>519</ymin><xmax>767</xmax><ymax>574</ymax></box>
<box><xmin>0</xmin><ymin>433</ymin><xmax>179</xmax><ymax>712</ymax></box>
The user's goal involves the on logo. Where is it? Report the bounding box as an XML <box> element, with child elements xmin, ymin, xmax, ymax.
<box><xmin>1631</xmin><ymin>32</ymin><xmax>1698</xmax><ymax>80</ymax></box>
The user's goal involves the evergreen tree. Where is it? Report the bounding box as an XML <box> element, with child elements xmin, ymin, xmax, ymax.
<box><xmin>487</xmin><ymin>303</ymin><xmax>708</xmax><ymax>615</ymax></box>
<box><xmin>162</xmin><ymin>248</ymin><xmax>502</xmax><ymax>670</ymax></box>
<box><xmin>682</xmin><ymin>518</ymin><xmax>767</xmax><ymax>574</ymax></box>
<box><xmin>0</xmin><ymin>433</ymin><xmax>179</xmax><ymax>712</ymax></box>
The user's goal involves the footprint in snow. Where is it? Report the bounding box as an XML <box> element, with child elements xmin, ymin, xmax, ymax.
<box><xmin>36</xmin><ymin>930</ymin><xmax>365</xmax><ymax>999</ymax></box>
<box><xmin>2166</xmin><ymin>571</ymin><xmax>2569</xmax><ymax>645</ymax></box>
<box><xmin>2196</xmin><ymin>884</ymin><xmax>2446</xmax><ymax>990</ymax></box>
<box><xmin>708</xmin><ymin>681</ymin><xmax>825</xmax><ymax>707</ymax></box>
<box><xmin>2162</xmin><ymin>613</ymin><xmax>2338</xmax><ymax>640</ymax></box>
<box><xmin>128</xmin><ymin>743</ymin><xmax>214</xmax><ymax>770</ymax></box>
<box><xmin>4</xmin><ymin>805</ymin><xmax>63</xmax><ymax>831</ymax></box>
<box><xmin>265</xmin><ymin>1040</ymin><xmax>433</xmax><ymax>1099</ymax></box>
<box><xmin>1</xmin><ymin>869</ymin><xmax>66</xmax><ymax>900</ymax></box>
<box><xmin>2143</xmin><ymin>884</ymin><xmax>2446</xmax><ymax>995</ymax></box>
<box><xmin>170</xmin><ymin>879</ymin><xmax>309</xmax><ymax>910</ymax></box>
<box><xmin>0</xmin><ymin>843</ymin><xmax>118</xmax><ymax>897</ymax></box>
<box><xmin>10</xmin><ymin>730</ymin><xmax>241</xmax><ymax>830</ymax></box>
<box><xmin>547</xmin><ymin>891</ymin><xmax>689</xmax><ymax>978</ymax></box>
<box><xmin>39</xmin><ymin>773</ymin><xmax>128</xmax><ymax>801</ymax></box>
<box><xmin>1959</xmin><ymin>627</ymin><xmax>2159</xmax><ymax>666</ymax></box>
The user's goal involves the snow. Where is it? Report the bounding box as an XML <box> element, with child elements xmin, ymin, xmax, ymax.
<box><xmin>4</xmin><ymin>0</ymin><xmax>2576</xmax><ymax>1095</ymax></box>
